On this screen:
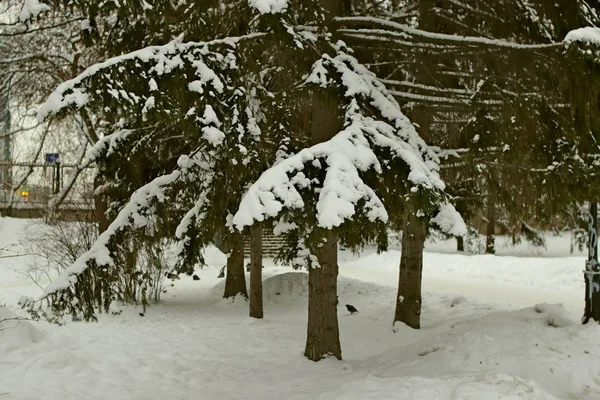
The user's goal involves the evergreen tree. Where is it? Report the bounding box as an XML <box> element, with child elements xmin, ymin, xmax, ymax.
<box><xmin>34</xmin><ymin>0</ymin><xmax>464</xmax><ymax>357</ymax></box>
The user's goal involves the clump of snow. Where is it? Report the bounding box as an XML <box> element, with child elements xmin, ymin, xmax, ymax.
<box><xmin>248</xmin><ymin>0</ymin><xmax>287</xmax><ymax>14</ymax></box>
<box><xmin>0</xmin><ymin>306</ymin><xmax>43</xmax><ymax>352</ymax></box>
<box><xmin>263</xmin><ymin>272</ymin><xmax>308</xmax><ymax>305</ymax></box>
<box><xmin>19</xmin><ymin>0</ymin><xmax>51</xmax><ymax>22</ymax></box>
<box><xmin>431</xmin><ymin>203</ymin><xmax>468</xmax><ymax>237</ymax></box>
<box><xmin>565</xmin><ymin>27</ymin><xmax>600</xmax><ymax>46</ymax></box>
<box><xmin>534</xmin><ymin>303</ymin><xmax>577</xmax><ymax>328</ymax></box>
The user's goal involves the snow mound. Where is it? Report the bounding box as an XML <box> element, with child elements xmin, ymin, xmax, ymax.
<box><xmin>263</xmin><ymin>272</ymin><xmax>308</xmax><ymax>305</ymax></box>
<box><xmin>361</xmin><ymin>306</ymin><xmax>600</xmax><ymax>399</ymax></box>
<box><xmin>534</xmin><ymin>303</ymin><xmax>577</xmax><ymax>327</ymax></box>
<box><xmin>0</xmin><ymin>306</ymin><xmax>43</xmax><ymax>351</ymax></box>
<box><xmin>565</xmin><ymin>27</ymin><xmax>600</xmax><ymax>45</ymax></box>
<box><xmin>319</xmin><ymin>373</ymin><xmax>559</xmax><ymax>400</ymax></box>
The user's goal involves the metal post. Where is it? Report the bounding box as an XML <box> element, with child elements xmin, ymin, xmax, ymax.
<box><xmin>583</xmin><ymin>202</ymin><xmax>600</xmax><ymax>323</ymax></box>
<box><xmin>54</xmin><ymin>161</ymin><xmax>61</xmax><ymax>194</ymax></box>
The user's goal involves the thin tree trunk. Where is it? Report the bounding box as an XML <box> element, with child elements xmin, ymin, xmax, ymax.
<box><xmin>394</xmin><ymin>208</ymin><xmax>426</xmax><ymax>329</ymax></box>
<box><xmin>223</xmin><ymin>233</ymin><xmax>247</xmax><ymax>299</ymax></box>
<box><xmin>249</xmin><ymin>225</ymin><xmax>263</xmax><ymax>319</ymax></box>
<box><xmin>305</xmin><ymin>231</ymin><xmax>342</xmax><ymax>361</ymax></box>
<box><xmin>457</xmin><ymin>236</ymin><xmax>464</xmax><ymax>252</ymax></box>
<box><xmin>94</xmin><ymin>175</ymin><xmax>109</xmax><ymax>233</ymax></box>
<box><xmin>486</xmin><ymin>201</ymin><xmax>496</xmax><ymax>254</ymax></box>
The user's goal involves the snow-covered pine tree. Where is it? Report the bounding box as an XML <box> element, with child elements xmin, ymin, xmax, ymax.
<box><xmin>34</xmin><ymin>0</ymin><xmax>465</xmax><ymax>357</ymax></box>
<box><xmin>232</xmin><ymin>42</ymin><xmax>466</xmax><ymax>358</ymax></box>
<box><xmin>336</xmin><ymin>0</ymin><xmax>600</xmax><ymax>242</ymax></box>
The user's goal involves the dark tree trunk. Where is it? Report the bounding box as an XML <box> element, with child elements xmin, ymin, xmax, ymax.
<box><xmin>303</xmin><ymin>2</ymin><xmax>345</xmax><ymax>358</ymax></box>
<box><xmin>305</xmin><ymin>231</ymin><xmax>342</xmax><ymax>361</ymax></box>
<box><xmin>584</xmin><ymin>202</ymin><xmax>600</xmax><ymax>324</ymax></box>
<box><xmin>94</xmin><ymin>175</ymin><xmax>109</xmax><ymax>233</ymax></box>
<box><xmin>394</xmin><ymin>208</ymin><xmax>426</xmax><ymax>329</ymax></box>
<box><xmin>249</xmin><ymin>225</ymin><xmax>263</xmax><ymax>319</ymax></box>
<box><xmin>223</xmin><ymin>233</ymin><xmax>247</xmax><ymax>299</ymax></box>
<box><xmin>486</xmin><ymin>201</ymin><xmax>496</xmax><ymax>255</ymax></box>
<box><xmin>457</xmin><ymin>236</ymin><xmax>464</xmax><ymax>252</ymax></box>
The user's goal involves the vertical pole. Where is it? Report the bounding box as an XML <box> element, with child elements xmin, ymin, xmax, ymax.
<box><xmin>54</xmin><ymin>161</ymin><xmax>61</xmax><ymax>194</ymax></box>
<box><xmin>583</xmin><ymin>202</ymin><xmax>600</xmax><ymax>323</ymax></box>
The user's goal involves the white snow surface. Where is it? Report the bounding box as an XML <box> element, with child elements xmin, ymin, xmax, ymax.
<box><xmin>19</xmin><ymin>0</ymin><xmax>51</xmax><ymax>22</ymax></box>
<box><xmin>248</xmin><ymin>0</ymin><xmax>287</xmax><ymax>14</ymax></box>
<box><xmin>1</xmin><ymin>218</ymin><xmax>599</xmax><ymax>399</ymax></box>
<box><xmin>565</xmin><ymin>27</ymin><xmax>600</xmax><ymax>45</ymax></box>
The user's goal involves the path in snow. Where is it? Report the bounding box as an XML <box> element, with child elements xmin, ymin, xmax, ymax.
<box><xmin>0</xmin><ymin>218</ymin><xmax>597</xmax><ymax>400</ymax></box>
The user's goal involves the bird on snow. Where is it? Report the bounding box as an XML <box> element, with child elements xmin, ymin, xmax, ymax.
<box><xmin>346</xmin><ymin>304</ymin><xmax>358</xmax><ymax>314</ymax></box>
<box><xmin>192</xmin><ymin>274</ymin><xmax>200</xmax><ymax>281</ymax></box>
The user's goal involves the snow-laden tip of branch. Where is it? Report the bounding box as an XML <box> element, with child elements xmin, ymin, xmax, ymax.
<box><xmin>42</xmin><ymin>170</ymin><xmax>181</xmax><ymax>297</ymax></box>
<box><xmin>233</xmin><ymin>117</ymin><xmax>389</xmax><ymax>230</ymax></box>
<box><xmin>307</xmin><ymin>51</ymin><xmax>445</xmax><ymax>189</ymax></box>
<box><xmin>37</xmin><ymin>34</ymin><xmax>264</xmax><ymax>122</ymax></box>
<box><xmin>431</xmin><ymin>203</ymin><xmax>467</xmax><ymax>237</ymax></box>
<box><xmin>249</xmin><ymin>0</ymin><xmax>287</xmax><ymax>14</ymax></box>
<box><xmin>565</xmin><ymin>27</ymin><xmax>600</xmax><ymax>46</ymax></box>
<box><xmin>19</xmin><ymin>0</ymin><xmax>51</xmax><ymax>22</ymax></box>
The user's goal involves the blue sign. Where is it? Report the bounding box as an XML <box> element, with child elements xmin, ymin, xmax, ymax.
<box><xmin>45</xmin><ymin>153</ymin><xmax>59</xmax><ymax>163</ymax></box>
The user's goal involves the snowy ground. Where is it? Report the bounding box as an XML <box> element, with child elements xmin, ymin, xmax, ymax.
<box><xmin>1</xmin><ymin>217</ymin><xmax>599</xmax><ymax>400</ymax></box>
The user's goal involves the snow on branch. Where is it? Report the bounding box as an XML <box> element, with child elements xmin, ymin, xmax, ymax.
<box><xmin>431</xmin><ymin>203</ymin><xmax>467</xmax><ymax>237</ymax></box>
<box><xmin>37</xmin><ymin>33</ymin><xmax>265</xmax><ymax>122</ymax></box>
<box><xmin>249</xmin><ymin>0</ymin><xmax>287</xmax><ymax>14</ymax></box>
<box><xmin>565</xmin><ymin>27</ymin><xmax>600</xmax><ymax>46</ymax></box>
<box><xmin>233</xmin><ymin>115</ymin><xmax>389</xmax><ymax>230</ymax></box>
<box><xmin>234</xmin><ymin>50</ymin><xmax>450</xmax><ymax>231</ymax></box>
<box><xmin>336</xmin><ymin>16</ymin><xmax>564</xmax><ymax>50</ymax></box>
<box><xmin>43</xmin><ymin>169</ymin><xmax>182</xmax><ymax>297</ymax></box>
<box><xmin>307</xmin><ymin>51</ymin><xmax>445</xmax><ymax>184</ymax></box>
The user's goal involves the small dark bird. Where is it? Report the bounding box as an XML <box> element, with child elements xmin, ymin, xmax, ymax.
<box><xmin>139</xmin><ymin>313</ymin><xmax>145</xmax><ymax>317</ymax></box>
<box><xmin>165</xmin><ymin>272</ymin><xmax>180</xmax><ymax>280</ymax></box>
<box><xmin>346</xmin><ymin>304</ymin><xmax>358</xmax><ymax>314</ymax></box>
<box><xmin>192</xmin><ymin>274</ymin><xmax>200</xmax><ymax>281</ymax></box>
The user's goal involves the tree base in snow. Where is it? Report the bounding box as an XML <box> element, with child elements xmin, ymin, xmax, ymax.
<box><xmin>304</xmin><ymin>232</ymin><xmax>341</xmax><ymax>361</ymax></box>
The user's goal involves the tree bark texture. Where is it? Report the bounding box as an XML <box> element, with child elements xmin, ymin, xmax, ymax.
<box><xmin>249</xmin><ymin>225</ymin><xmax>263</xmax><ymax>319</ymax></box>
<box><xmin>305</xmin><ymin>231</ymin><xmax>342</xmax><ymax>361</ymax></box>
<box><xmin>94</xmin><ymin>175</ymin><xmax>109</xmax><ymax>233</ymax></box>
<box><xmin>223</xmin><ymin>233</ymin><xmax>247</xmax><ymax>299</ymax></box>
<box><xmin>457</xmin><ymin>236</ymin><xmax>464</xmax><ymax>252</ymax></box>
<box><xmin>486</xmin><ymin>200</ymin><xmax>496</xmax><ymax>254</ymax></box>
<box><xmin>394</xmin><ymin>208</ymin><xmax>426</xmax><ymax>329</ymax></box>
